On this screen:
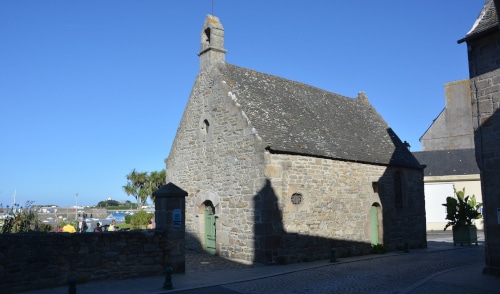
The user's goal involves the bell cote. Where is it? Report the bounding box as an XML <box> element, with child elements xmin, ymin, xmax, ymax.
<box><xmin>198</xmin><ymin>15</ymin><xmax>227</xmax><ymax>72</ymax></box>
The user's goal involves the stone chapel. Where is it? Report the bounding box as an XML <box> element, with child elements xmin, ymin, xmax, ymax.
<box><xmin>165</xmin><ymin>15</ymin><xmax>426</xmax><ymax>264</ymax></box>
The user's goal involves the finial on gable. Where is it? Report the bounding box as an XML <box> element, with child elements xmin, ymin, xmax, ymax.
<box><xmin>198</xmin><ymin>15</ymin><xmax>227</xmax><ymax>72</ymax></box>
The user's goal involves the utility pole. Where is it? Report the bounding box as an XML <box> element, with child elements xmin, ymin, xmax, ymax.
<box><xmin>75</xmin><ymin>193</ymin><xmax>78</xmax><ymax>220</ymax></box>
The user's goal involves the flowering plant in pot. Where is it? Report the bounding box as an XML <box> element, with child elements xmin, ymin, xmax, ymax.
<box><xmin>442</xmin><ymin>188</ymin><xmax>482</xmax><ymax>245</ymax></box>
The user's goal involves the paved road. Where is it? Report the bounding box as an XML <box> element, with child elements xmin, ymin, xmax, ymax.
<box><xmin>175</xmin><ymin>246</ymin><xmax>486</xmax><ymax>294</ymax></box>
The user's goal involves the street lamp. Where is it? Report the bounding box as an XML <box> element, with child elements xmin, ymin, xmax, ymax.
<box><xmin>75</xmin><ymin>193</ymin><xmax>78</xmax><ymax>220</ymax></box>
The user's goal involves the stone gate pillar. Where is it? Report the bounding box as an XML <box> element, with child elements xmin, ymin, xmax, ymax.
<box><xmin>153</xmin><ymin>182</ymin><xmax>188</xmax><ymax>273</ymax></box>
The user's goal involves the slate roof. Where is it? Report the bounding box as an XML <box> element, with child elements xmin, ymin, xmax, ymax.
<box><xmin>216</xmin><ymin>63</ymin><xmax>422</xmax><ymax>169</ymax></box>
<box><xmin>458</xmin><ymin>0</ymin><xmax>499</xmax><ymax>43</ymax></box>
<box><xmin>412</xmin><ymin>149</ymin><xmax>480</xmax><ymax>177</ymax></box>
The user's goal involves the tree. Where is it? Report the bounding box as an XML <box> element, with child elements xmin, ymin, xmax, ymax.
<box><xmin>123</xmin><ymin>169</ymin><xmax>148</xmax><ymax>210</ymax></box>
<box><xmin>146</xmin><ymin>169</ymin><xmax>166</xmax><ymax>202</ymax></box>
<box><xmin>97</xmin><ymin>199</ymin><xmax>120</xmax><ymax>207</ymax></box>
<box><xmin>122</xmin><ymin>169</ymin><xmax>166</xmax><ymax>210</ymax></box>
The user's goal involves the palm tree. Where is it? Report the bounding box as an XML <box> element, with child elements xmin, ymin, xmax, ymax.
<box><xmin>123</xmin><ymin>169</ymin><xmax>148</xmax><ymax>210</ymax></box>
<box><xmin>146</xmin><ymin>169</ymin><xmax>166</xmax><ymax>203</ymax></box>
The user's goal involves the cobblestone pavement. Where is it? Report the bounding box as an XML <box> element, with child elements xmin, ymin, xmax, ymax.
<box><xmin>185</xmin><ymin>250</ymin><xmax>258</xmax><ymax>274</ymax></box>
<box><xmin>210</xmin><ymin>246</ymin><xmax>490</xmax><ymax>294</ymax></box>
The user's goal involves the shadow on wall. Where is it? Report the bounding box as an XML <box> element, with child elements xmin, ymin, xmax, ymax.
<box><xmin>250</xmin><ymin>128</ymin><xmax>426</xmax><ymax>265</ymax></box>
<box><xmin>474</xmin><ymin>107</ymin><xmax>500</xmax><ymax>165</ymax></box>
<box><xmin>378</xmin><ymin>128</ymin><xmax>427</xmax><ymax>249</ymax></box>
<box><xmin>473</xmin><ymin>107</ymin><xmax>500</xmax><ymax>274</ymax></box>
<box><xmin>251</xmin><ymin>179</ymin><xmax>372</xmax><ymax>265</ymax></box>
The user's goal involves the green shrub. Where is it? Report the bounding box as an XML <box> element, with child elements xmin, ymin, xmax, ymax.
<box><xmin>40</xmin><ymin>223</ymin><xmax>53</xmax><ymax>232</ymax></box>
<box><xmin>0</xmin><ymin>201</ymin><xmax>41</xmax><ymax>234</ymax></box>
<box><xmin>371</xmin><ymin>244</ymin><xmax>387</xmax><ymax>254</ymax></box>
<box><xmin>130</xmin><ymin>210</ymin><xmax>154</xmax><ymax>229</ymax></box>
<box><xmin>125</xmin><ymin>214</ymin><xmax>133</xmax><ymax>224</ymax></box>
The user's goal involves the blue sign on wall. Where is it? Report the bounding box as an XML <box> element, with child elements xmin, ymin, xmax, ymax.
<box><xmin>173</xmin><ymin>209</ymin><xmax>182</xmax><ymax>228</ymax></box>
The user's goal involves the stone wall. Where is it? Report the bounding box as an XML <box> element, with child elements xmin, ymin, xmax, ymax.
<box><xmin>167</xmin><ymin>70</ymin><xmax>267</xmax><ymax>263</ymax></box>
<box><xmin>37</xmin><ymin>207</ymin><xmax>108</xmax><ymax>219</ymax></box>
<box><xmin>0</xmin><ymin>230</ymin><xmax>183</xmax><ymax>293</ymax></box>
<box><xmin>468</xmin><ymin>28</ymin><xmax>500</xmax><ymax>274</ymax></box>
<box><xmin>263</xmin><ymin>153</ymin><xmax>426</xmax><ymax>263</ymax></box>
<box><xmin>37</xmin><ymin>208</ymin><xmax>109</xmax><ymax>231</ymax></box>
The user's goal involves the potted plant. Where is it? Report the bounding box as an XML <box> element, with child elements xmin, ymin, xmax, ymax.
<box><xmin>442</xmin><ymin>188</ymin><xmax>482</xmax><ymax>246</ymax></box>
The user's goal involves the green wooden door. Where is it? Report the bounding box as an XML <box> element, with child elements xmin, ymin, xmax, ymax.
<box><xmin>204</xmin><ymin>205</ymin><xmax>216</xmax><ymax>255</ymax></box>
<box><xmin>370</xmin><ymin>205</ymin><xmax>379</xmax><ymax>245</ymax></box>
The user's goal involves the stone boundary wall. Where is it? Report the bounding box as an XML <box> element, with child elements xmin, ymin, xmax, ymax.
<box><xmin>0</xmin><ymin>230</ymin><xmax>184</xmax><ymax>293</ymax></box>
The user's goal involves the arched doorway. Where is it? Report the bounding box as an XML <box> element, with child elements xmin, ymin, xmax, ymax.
<box><xmin>203</xmin><ymin>201</ymin><xmax>216</xmax><ymax>255</ymax></box>
<box><xmin>370</xmin><ymin>203</ymin><xmax>381</xmax><ymax>245</ymax></box>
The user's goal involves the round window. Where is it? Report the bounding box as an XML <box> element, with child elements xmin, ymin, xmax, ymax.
<box><xmin>291</xmin><ymin>193</ymin><xmax>303</xmax><ymax>205</ymax></box>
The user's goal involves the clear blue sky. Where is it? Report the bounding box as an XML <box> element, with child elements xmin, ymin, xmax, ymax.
<box><xmin>0</xmin><ymin>1</ymin><xmax>483</xmax><ymax>207</ymax></box>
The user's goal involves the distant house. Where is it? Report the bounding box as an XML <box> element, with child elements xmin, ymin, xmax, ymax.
<box><xmin>413</xmin><ymin>80</ymin><xmax>483</xmax><ymax>230</ymax></box>
<box><xmin>165</xmin><ymin>15</ymin><xmax>426</xmax><ymax>264</ymax></box>
<box><xmin>458</xmin><ymin>0</ymin><xmax>500</xmax><ymax>275</ymax></box>
<box><xmin>419</xmin><ymin>80</ymin><xmax>474</xmax><ymax>151</ymax></box>
<box><xmin>413</xmin><ymin>149</ymin><xmax>482</xmax><ymax>230</ymax></box>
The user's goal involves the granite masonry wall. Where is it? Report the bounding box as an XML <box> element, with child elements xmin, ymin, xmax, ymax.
<box><xmin>262</xmin><ymin>153</ymin><xmax>426</xmax><ymax>263</ymax></box>
<box><xmin>0</xmin><ymin>230</ymin><xmax>183</xmax><ymax>293</ymax></box>
<box><xmin>167</xmin><ymin>70</ymin><xmax>267</xmax><ymax>263</ymax></box>
<box><xmin>468</xmin><ymin>27</ymin><xmax>500</xmax><ymax>274</ymax></box>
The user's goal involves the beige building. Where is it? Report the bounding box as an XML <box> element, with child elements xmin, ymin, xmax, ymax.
<box><xmin>166</xmin><ymin>15</ymin><xmax>426</xmax><ymax>264</ymax></box>
<box><xmin>414</xmin><ymin>80</ymin><xmax>483</xmax><ymax>231</ymax></box>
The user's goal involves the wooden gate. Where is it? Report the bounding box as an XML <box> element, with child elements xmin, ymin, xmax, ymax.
<box><xmin>370</xmin><ymin>205</ymin><xmax>379</xmax><ymax>245</ymax></box>
<box><xmin>204</xmin><ymin>204</ymin><xmax>216</xmax><ymax>255</ymax></box>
